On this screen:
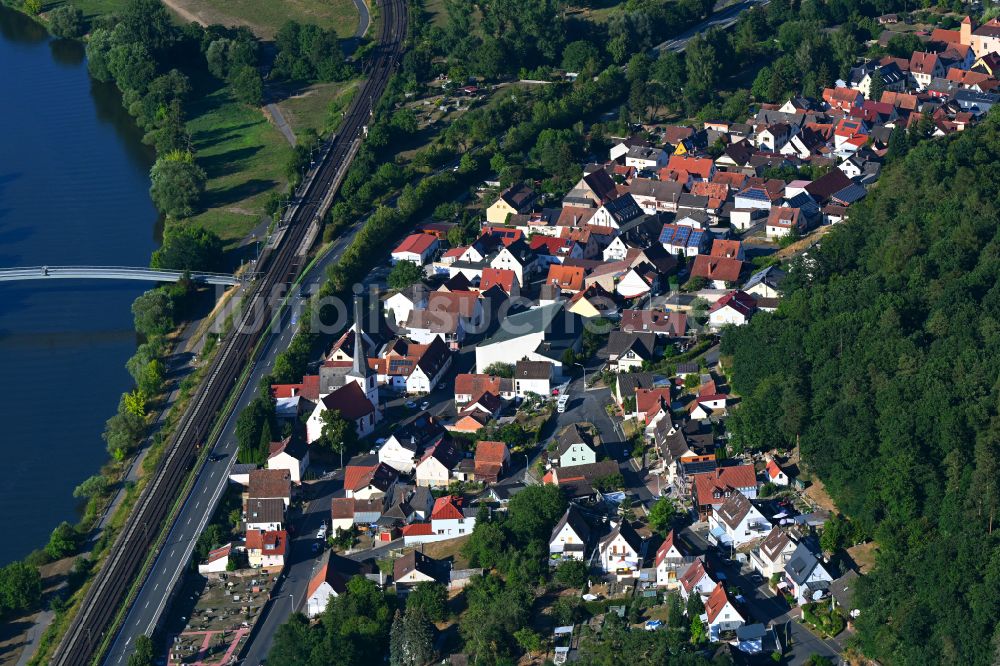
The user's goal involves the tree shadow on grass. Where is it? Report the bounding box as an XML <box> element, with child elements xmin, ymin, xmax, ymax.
<box><xmin>198</xmin><ymin>145</ymin><xmax>264</xmax><ymax>180</ymax></box>
<box><xmin>192</xmin><ymin>122</ymin><xmax>260</xmax><ymax>150</ymax></box>
<box><xmin>202</xmin><ymin>178</ymin><xmax>278</xmax><ymax>209</ymax></box>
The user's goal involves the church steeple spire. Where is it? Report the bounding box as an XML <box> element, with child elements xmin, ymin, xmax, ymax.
<box><xmin>351</xmin><ymin>296</ymin><xmax>371</xmax><ymax>378</ymax></box>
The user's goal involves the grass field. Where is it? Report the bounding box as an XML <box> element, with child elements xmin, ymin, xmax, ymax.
<box><xmin>184</xmin><ymin>82</ymin><xmax>292</xmax><ymax>247</ymax></box>
<box><xmin>274</xmin><ymin>79</ymin><xmax>361</xmax><ymax>137</ymax></box>
<box><xmin>44</xmin><ymin>0</ymin><xmax>360</xmax><ymax>38</ymax></box>
<box><xmin>154</xmin><ymin>0</ymin><xmax>360</xmax><ymax>39</ymax></box>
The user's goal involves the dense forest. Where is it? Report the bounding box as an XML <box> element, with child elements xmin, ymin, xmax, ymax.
<box><xmin>722</xmin><ymin>109</ymin><xmax>1000</xmax><ymax>664</ymax></box>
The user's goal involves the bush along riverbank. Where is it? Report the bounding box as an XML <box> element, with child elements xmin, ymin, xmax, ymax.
<box><xmin>0</xmin><ymin>1</ymin><xmax>371</xmax><ymax>663</ymax></box>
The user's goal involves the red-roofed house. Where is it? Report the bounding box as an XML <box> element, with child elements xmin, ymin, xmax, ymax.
<box><xmin>635</xmin><ymin>388</ymin><xmax>673</xmax><ymax>426</ymax></box>
<box><xmin>691</xmin><ymin>255</ymin><xmax>744</xmax><ymax>289</ymax></box>
<box><xmin>665</xmin><ymin>155</ymin><xmax>716</xmax><ymax>183</ymax></box>
<box><xmin>246</xmin><ymin>529</ymin><xmax>287</xmax><ymax>569</ymax></box>
<box><xmin>709</xmin><ymin>239</ymin><xmax>744</xmax><ymax>261</ymax></box>
<box><xmin>655</xmin><ymin>530</ymin><xmax>689</xmax><ymax>589</ymax></box>
<box><xmin>620</xmin><ymin>308</ymin><xmax>688</xmax><ymax>338</ymax></box>
<box><xmin>401</xmin><ymin>522</ymin><xmax>436</xmax><ymax>545</ymax></box>
<box><xmin>391</xmin><ymin>233</ymin><xmax>439</xmax><ymax>265</ymax></box>
<box><xmin>692</xmin><ymin>465</ymin><xmax>758</xmax><ymax>520</ymax></box>
<box><xmin>680</xmin><ymin>557</ymin><xmax>718</xmax><ymax>601</ymax></box>
<box><xmin>431</xmin><ymin>495</ymin><xmax>475</xmax><ymax>538</ymax></box>
<box><xmin>343</xmin><ymin>460</ymin><xmax>398</xmax><ymax>500</ymax></box>
<box><xmin>704</xmin><ymin>583</ymin><xmax>746</xmax><ymax>640</ymax></box>
<box><xmin>766</xmin><ymin>207</ymin><xmax>804</xmax><ymax>239</ymax></box>
<box><xmin>546</xmin><ymin>264</ymin><xmax>586</xmax><ymax>294</ymax></box>
<box><xmin>765</xmin><ymin>458</ymin><xmax>790</xmax><ymax>486</ymax></box>
<box><xmin>305</xmin><ymin>555</ymin><xmax>347</xmax><ymax>617</ymax></box>
<box><xmin>708</xmin><ymin>291</ymin><xmax>757</xmax><ymax>330</ymax></box>
<box><xmin>454</xmin><ymin>373</ymin><xmax>514</xmax><ymax>405</ymax></box>
<box><xmin>822</xmin><ymin>87</ymin><xmax>862</xmax><ymax>110</ymax></box>
<box><xmin>530</xmin><ymin>236</ymin><xmax>583</xmax><ymax>266</ymax></box>
<box><xmin>198</xmin><ymin>544</ymin><xmax>232</xmax><ymax>575</ymax></box>
<box><xmin>474</xmin><ymin>441</ymin><xmax>510</xmax><ymax>483</ymax></box>
<box><xmin>271</xmin><ymin>375</ymin><xmax>321</xmax><ymax>402</ymax></box>
<box><xmin>478</xmin><ymin>267</ymin><xmax>520</xmax><ymax>298</ymax></box>
<box><xmin>910</xmin><ymin>52</ymin><xmax>945</xmax><ymax>89</ymax></box>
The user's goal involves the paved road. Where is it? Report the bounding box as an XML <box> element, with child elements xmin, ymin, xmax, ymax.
<box><xmin>102</xmin><ymin>211</ymin><xmax>379</xmax><ymax>666</ymax></box>
<box><xmin>654</xmin><ymin>0</ymin><xmax>765</xmax><ymax>52</ymax></box>
<box><xmin>680</xmin><ymin>525</ymin><xmax>844</xmax><ymax>664</ymax></box>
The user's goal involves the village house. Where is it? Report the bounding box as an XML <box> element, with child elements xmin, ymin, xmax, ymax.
<box><xmin>708</xmin><ymin>492</ymin><xmax>771</xmax><ymax>548</ymax></box>
<box><xmin>473</xmin><ymin>440</ymin><xmax>510</xmax><ymax>484</ymax></box>
<box><xmin>453</xmin><ymin>373</ymin><xmax>514</xmax><ymax>406</ymax></box>
<box><xmin>378</xmin><ymin>412</ymin><xmax>448</xmax><ymax>474</ymax></box>
<box><xmin>266</xmin><ymin>436</ymin><xmax>310</xmax><ymax>484</ymax></box>
<box><xmin>248</xmin><ymin>469</ymin><xmax>292</xmax><ymax>507</ymax></box>
<box><xmin>655</xmin><ymin>530</ymin><xmax>692</xmax><ymax>589</ymax></box>
<box><xmin>784</xmin><ymin>540</ymin><xmax>834</xmax><ymax>603</ymax></box>
<box><xmin>244</xmin><ymin>497</ymin><xmax>285</xmax><ymax>532</ymax></box>
<box><xmin>393</xmin><ymin>550</ymin><xmax>442</xmax><ymax>591</ymax></box>
<box><xmin>679</xmin><ymin>557</ymin><xmax>719</xmax><ymax>601</ymax></box>
<box><xmin>305</xmin><ymin>555</ymin><xmax>347</xmax><ymax>617</ymax></box>
<box><xmin>513</xmin><ymin>360</ymin><xmax>554</xmax><ymax>398</ymax></box>
<box><xmin>198</xmin><ymin>544</ymin><xmax>232</xmax><ymax>575</ymax></box>
<box><xmin>487</xmin><ymin>183</ymin><xmax>538</xmax><ymax>224</ymax></box>
<box><xmin>691</xmin><ymin>255</ymin><xmax>744</xmax><ymax>290</ymax></box>
<box><xmin>245</xmin><ymin>529</ymin><xmax>287</xmax><ymax>570</ymax></box>
<box><xmin>606</xmin><ymin>331</ymin><xmax>657</xmax><ymax>373</ymax></box>
<box><xmin>384</xmin><ymin>284</ymin><xmax>428</xmax><ymax>328</ymax></box>
<box><xmin>543</xmin><ymin>459</ymin><xmax>621</xmax><ymax>501</ymax></box>
<box><xmin>548</xmin><ymin>424</ymin><xmax>598</xmax><ymax>469</ymax></box>
<box><xmin>708</xmin><ymin>291</ymin><xmax>757</xmax><ymax>330</ymax></box>
<box><xmin>620</xmin><ymin>308</ymin><xmax>688</xmax><ymax>338</ymax></box>
<box><xmin>750</xmin><ymin>527</ymin><xmax>798</xmax><ymax>578</ymax></box>
<box><xmin>414</xmin><ymin>439</ymin><xmax>465</xmax><ymax>488</ymax></box>
<box><xmin>344</xmin><ymin>459</ymin><xmax>398</xmax><ymax>500</ymax></box>
<box><xmin>599</xmin><ymin>520</ymin><xmax>645</xmax><ymax>577</ymax></box>
<box><xmin>549</xmin><ymin>505</ymin><xmax>592</xmax><ymax>562</ymax></box>
<box><xmin>704</xmin><ymin>583</ymin><xmax>746</xmax><ymax>642</ymax></box>
<box><xmin>624</xmin><ymin>145</ymin><xmax>669</xmax><ymax>169</ymax></box>
<box><xmin>765</xmin><ymin>458</ymin><xmax>790</xmax><ymax>486</ymax></box>
<box><xmin>658</xmin><ymin>224</ymin><xmax>708</xmax><ymax>257</ymax></box>
<box><xmin>369</xmin><ymin>336</ymin><xmax>451</xmax><ymax>394</ymax></box>
<box><xmin>692</xmin><ymin>464</ymin><xmax>759</xmax><ymax>520</ymax></box>
<box><xmin>478</xmin><ymin>267</ymin><xmax>520</xmax><ymax>299</ymax></box>
<box><xmin>391</xmin><ymin>233</ymin><xmax>439</xmax><ymax>265</ymax></box>
<box><xmin>430</xmin><ymin>495</ymin><xmax>476</xmax><ymax>538</ymax></box>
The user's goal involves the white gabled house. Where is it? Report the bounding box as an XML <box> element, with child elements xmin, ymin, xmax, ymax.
<box><xmin>654</xmin><ymin>530</ymin><xmax>690</xmax><ymax>589</ymax></box>
<box><xmin>750</xmin><ymin>527</ymin><xmax>798</xmax><ymax>578</ymax></box>
<box><xmin>709</xmin><ymin>492</ymin><xmax>771</xmax><ymax>548</ymax></box>
<box><xmin>599</xmin><ymin>520</ymin><xmax>645</xmax><ymax>577</ymax></box>
<box><xmin>765</xmin><ymin>458</ymin><xmax>790</xmax><ymax>486</ymax></box>
<box><xmin>784</xmin><ymin>541</ymin><xmax>834</xmax><ymax>603</ymax></box>
<box><xmin>305</xmin><ymin>557</ymin><xmax>347</xmax><ymax>618</ymax></box>
<box><xmin>679</xmin><ymin>557</ymin><xmax>718</xmax><ymax>601</ymax></box>
<box><xmin>703</xmin><ymin>583</ymin><xmax>746</xmax><ymax>642</ymax></box>
<box><xmin>549</xmin><ymin>505</ymin><xmax>592</xmax><ymax>561</ymax></box>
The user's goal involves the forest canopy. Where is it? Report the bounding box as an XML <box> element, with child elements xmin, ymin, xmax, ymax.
<box><xmin>721</xmin><ymin>108</ymin><xmax>1000</xmax><ymax>664</ymax></box>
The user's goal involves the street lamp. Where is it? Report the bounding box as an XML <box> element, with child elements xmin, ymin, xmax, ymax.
<box><xmin>288</xmin><ymin>592</ymin><xmax>296</xmax><ymax>611</ymax></box>
<box><xmin>574</xmin><ymin>362</ymin><xmax>586</xmax><ymax>389</ymax></box>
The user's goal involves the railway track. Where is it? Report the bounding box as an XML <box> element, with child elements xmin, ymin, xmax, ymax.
<box><xmin>51</xmin><ymin>3</ymin><xmax>406</xmax><ymax>664</ymax></box>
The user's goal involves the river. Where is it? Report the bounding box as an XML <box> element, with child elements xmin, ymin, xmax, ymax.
<box><xmin>0</xmin><ymin>7</ymin><xmax>159</xmax><ymax>564</ymax></box>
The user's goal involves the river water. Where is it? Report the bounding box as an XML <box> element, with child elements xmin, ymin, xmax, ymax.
<box><xmin>0</xmin><ymin>7</ymin><xmax>159</xmax><ymax>564</ymax></box>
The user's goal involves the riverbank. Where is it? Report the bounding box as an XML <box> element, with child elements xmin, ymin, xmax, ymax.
<box><xmin>0</xmin><ymin>0</ymin><xmax>373</xmax><ymax>662</ymax></box>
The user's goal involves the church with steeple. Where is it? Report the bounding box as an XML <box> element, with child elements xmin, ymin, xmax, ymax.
<box><xmin>306</xmin><ymin>298</ymin><xmax>381</xmax><ymax>443</ymax></box>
